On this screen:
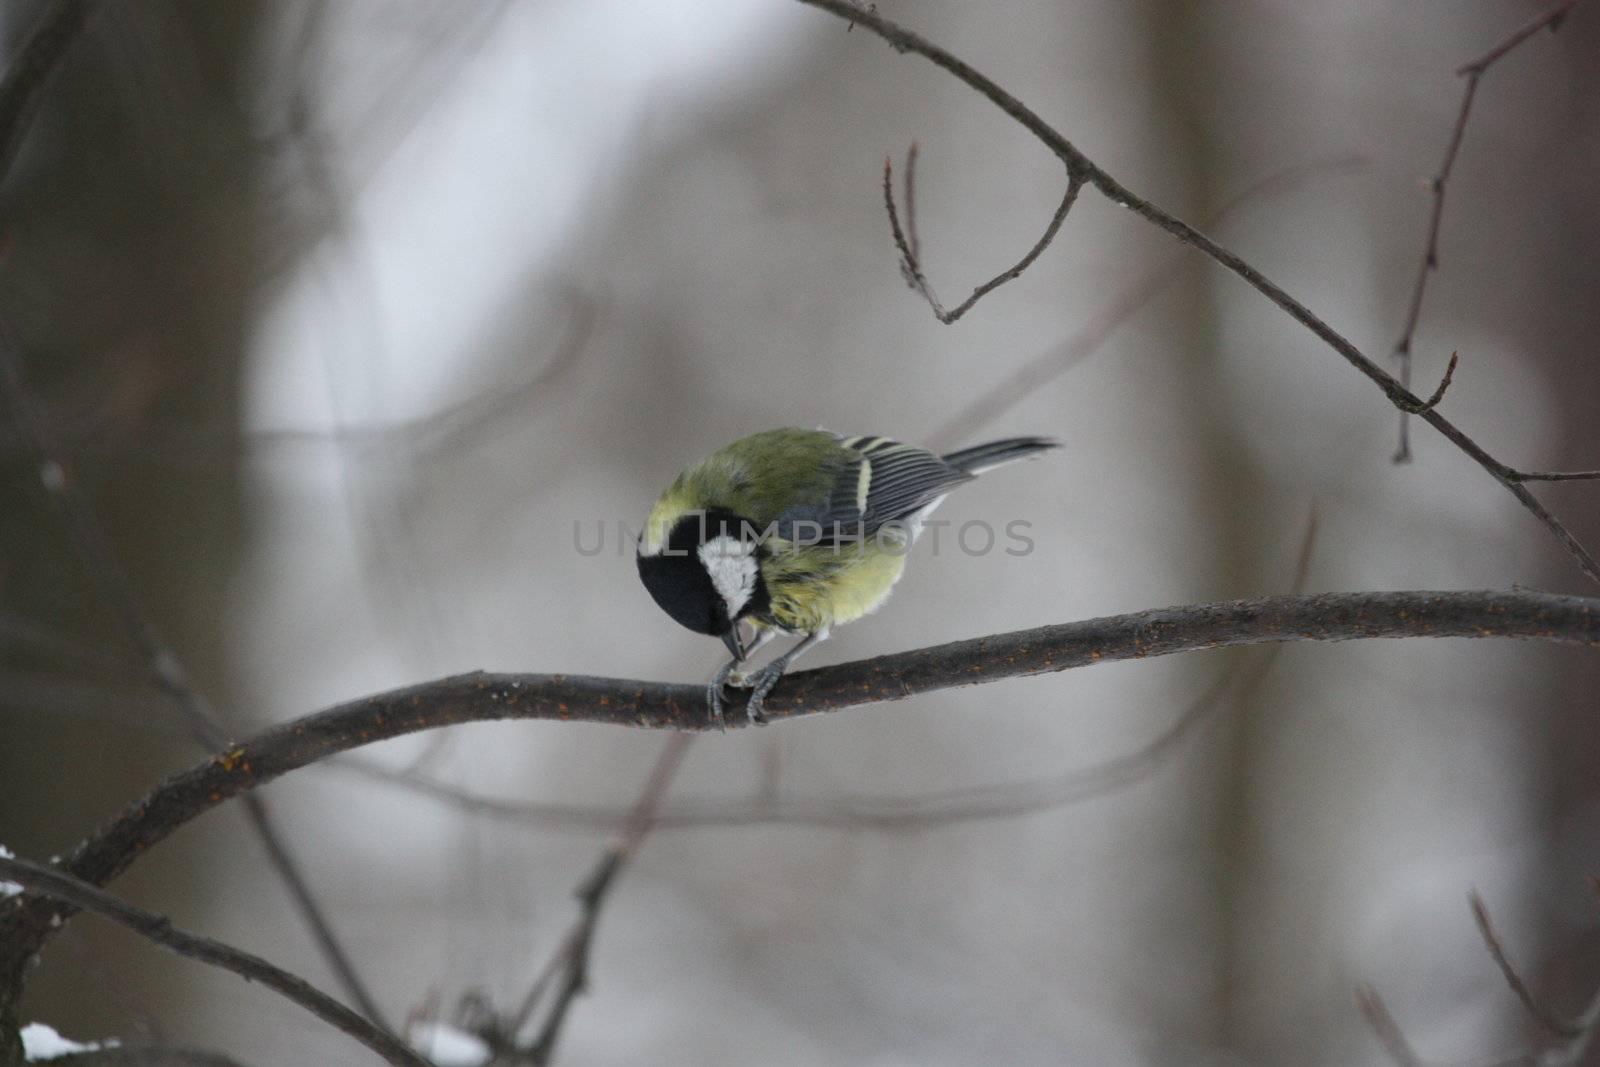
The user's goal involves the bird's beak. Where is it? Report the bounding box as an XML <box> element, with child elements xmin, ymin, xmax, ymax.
<box><xmin>722</xmin><ymin>626</ymin><xmax>745</xmax><ymax>662</ymax></box>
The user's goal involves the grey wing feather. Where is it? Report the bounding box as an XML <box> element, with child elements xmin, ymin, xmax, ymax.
<box><xmin>774</xmin><ymin>435</ymin><xmax>974</xmax><ymax>542</ymax></box>
<box><xmin>834</xmin><ymin>436</ymin><xmax>971</xmax><ymax>536</ymax></box>
<box><xmin>856</xmin><ymin>442</ymin><xmax>972</xmax><ymax>530</ymax></box>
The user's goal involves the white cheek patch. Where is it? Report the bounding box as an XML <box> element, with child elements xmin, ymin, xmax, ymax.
<box><xmin>698</xmin><ymin>535</ymin><xmax>758</xmax><ymax>618</ymax></box>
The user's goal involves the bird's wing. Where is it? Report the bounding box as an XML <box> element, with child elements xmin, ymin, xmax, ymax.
<box><xmin>849</xmin><ymin>436</ymin><xmax>974</xmax><ymax>531</ymax></box>
<box><xmin>775</xmin><ymin>435</ymin><xmax>971</xmax><ymax>540</ymax></box>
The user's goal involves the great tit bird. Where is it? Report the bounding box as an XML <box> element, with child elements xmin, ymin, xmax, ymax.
<box><xmin>637</xmin><ymin>428</ymin><xmax>1058</xmax><ymax>727</ymax></box>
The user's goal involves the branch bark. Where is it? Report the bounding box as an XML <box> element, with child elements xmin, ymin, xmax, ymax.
<box><xmin>1</xmin><ymin>588</ymin><xmax>1596</xmax><ymax>1004</ymax></box>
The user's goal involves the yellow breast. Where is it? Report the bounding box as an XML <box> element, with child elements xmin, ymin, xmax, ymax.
<box><xmin>757</xmin><ymin>541</ymin><xmax>910</xmax><ymax>633</ymax></box>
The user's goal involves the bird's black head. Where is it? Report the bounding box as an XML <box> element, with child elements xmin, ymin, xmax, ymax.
<box><xmin>636</xmin><ymin>509</ymin><xmax>770</xmax><ymax>645</ymax></box>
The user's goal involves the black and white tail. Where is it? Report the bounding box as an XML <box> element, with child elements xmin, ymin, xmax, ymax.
<box><xmin>941</xmin><ymin>436</ymin><xmax>1059</xmax><ymax>475</ymax></box>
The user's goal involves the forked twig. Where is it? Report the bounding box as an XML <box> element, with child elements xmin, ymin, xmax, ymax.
<box><xmin>1361</xmin><ymin>890</ymin><xmax>1600</xmax><ymax>1067</ymax></box>
<box><xmin>882</xmin><ymin>146</ymin><xmax>1084</xmax><ymax>324</ymax></box>
<box><xmin>1469</xmin><ymin>891</ymin><xmax>1580</xmax><ymax>1041</ymax></box>
<box><xmin>513</xmin><ymin>734</ymin><xmax>692</xmax><ymax>1063</ymax></box>
<box><xmin>1396</xmin><ymin>351</ymin><xmax>1460</xmax><ymax>415</ymax></box>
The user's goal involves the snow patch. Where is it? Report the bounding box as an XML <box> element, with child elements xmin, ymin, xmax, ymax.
<box><xmin>408</xmin><ymin>1022</ymin><xmax>491</xmax><ymax>1066</ymax></box>
<box><xmin>0</xmin><ymin>844</ymin><xmax>21</xmax><ymax>897</ymax></box>
<box><xmin>21</xmin><ymin>1022</ymin><xmax>115</xmax><ymax>1061</ymax></box>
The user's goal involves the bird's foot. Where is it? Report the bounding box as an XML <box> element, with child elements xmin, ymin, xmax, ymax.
<box><xmin>705</xmin><ymin>679</ymin><xmax>727</xmax><ymax>731</ymax></box>
<box><xmin>742</xmin><ymin>663</ymin><xmax>787</xmax><ymax>726</ymax></box>
<box><xmin>706</xmin><ymin>658</ymin><xmax>742</xmax><ymax>732</ymax></box>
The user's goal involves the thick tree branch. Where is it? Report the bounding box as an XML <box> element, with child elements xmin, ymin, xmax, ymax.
<box><xmin>0</xmin><ymin>857</ymin><xmax>428</xmax><ymax>1067</ymax></box>
<box><xmin>1</xmin><ymin>588</ymin><xmax>1597</xmax><ymax>999</ymax></box>
<box><xmin>340</xmin><ymin>652</ymin><xmax>1268</xmax><ymax>836</ymax></box>
<box><xmin>798</xmin><ymin>0</ymin><xmax>1600</xmax><ymax>587</ymax></box>
<box><xmin>351</xmin><ymin>503</ymin><xmax>1322</xmax><ymax>841</ymax></box>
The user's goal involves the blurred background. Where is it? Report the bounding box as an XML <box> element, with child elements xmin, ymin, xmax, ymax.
<box><xmin>3</xmin><ymin>1</ymin><xmax>1599</xmax><ymax>1063</ymax></box>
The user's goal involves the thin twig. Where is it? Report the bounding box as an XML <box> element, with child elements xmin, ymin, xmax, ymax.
<box><xmin>0</xmin><ymin>331</ymin><xmax>388</xmax><ymax>1028</ymax></box>
<box><xmin>3</xmin><ymin>588</ymin><xmax>1598</xmax><ymax>997</ymax></box>
<box><xmin>1469</xmin><ymin>891</ymin><xmax>1580</xmax><ymax>1040</ymax></box>
<box><xmin>1396</xmin><ymin>351</ymin><xmax>1460</xmax><ymax>415</ymax></box>
<box><xmin>1510</xmin><ymin>470</ymin><xmax>1600</xmax><ymax>484</ymax></box>
<box><xmin>0</xmin><ymin>857</ymin><xmax>428</xmax><ymax>1067</ymax></box>
<box><xmin>797</xmin><ymin>0</ymin><xmax>1600</xmax><ymax>587</ymax></box>
<box><xmin>1456</xmin><ymin>0</ymin><xmax>1580</xmax><ymax>77</ymax></box>
<box><xmin>883</xmin><ymin>149</ymin><xmax>1084</xmax><ymax>323</ymax></box>
<box><xmin>515</xmin><ymin>734</ymin><xmax>691</xmax><ymax>1063</ymax></box>
<box><xmin>929</xmin><ymin>154</ymin><xmax>1369</xmax><ymax>450</ymax></box>
<box><xmin>1358</xmin><ymin>985</ymin><xmax>1427</xmax><ymax>1067</ymax></box>
<box><xmin>1391</xmin><ymin>0</ymin><xmax>1580</xmax><ymax>462</ymax></box>
<box><xmin>1360</xmin><ymin>889</ymin><xmax>1600</xmax><ymax>1067</ymax></box>
<box><xmin>901</xmin><ymin>140</ymin><xmax>921</xmax><ymax>270</ymax></box>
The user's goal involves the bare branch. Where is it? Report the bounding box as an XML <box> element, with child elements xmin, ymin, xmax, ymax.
<box><xmin>2</xmin><ymin>588</ymin><xmax>1597</xmax><ymax>997</ymax></box>
<box><xmin>1359</xmin><ymin>888</ymin><xmax>1600</xmax><ymax>1067</ymax></box>
<box><xmin>1456</xmin><ymin>0</ymin><xmax>1580</xmax><ymax>77</ymax></box>
<box><xmin>343</xmin><ymin>632</ymin><xmax>1271</xmax><ymax>837</ymax></box>
<box><xmin>1469</xmin><ymin>891</ymin><xmax>1579</xmax><ymax>1040</ymax></box>
<box><xmin>1391</xmin><ymin>0</ymin><xmax>1581</xmax><ymax>462</ymax></box>
<box><xmin>901</xmin><ymin>140</ymin><xmax>921</xmax><ymax>269</ymax></box>
<box><xmin>797</xmin><ymin>0</ymin><xmax>1600</xmax><ymax>586</ymax></box>
<box><xmin>0</xmin><ymin>857</ymin><xmax>428</xmax><ymax>1067</ymax></box>
<box><xmin>514</xmin><ymin>734</ymin><xmax>691</xmax><ymax>1063</ymax></box>
<box><xmin>0</xmin><ymin>328</ymin><xmax>386</xmax><ymax>1026</ymax></box>
<box><xmin>929</xmin><ymin>154</ymin><xmax>1369</xmax><ymax>450</ymax></box>
<box><xmin>883</xmin><ymin>148</ymin><xmax>1084</xmax><ymax>323</ymax></box>
<box><xmin>1357</xmin><ymin>986</ymin><xmax>1426</xmax><ymax>1067</ymax></box>
<box><xmin>1510</xmin><ymin>470</ymin><xmax>1600</xmax><ymax>484</ymax></box>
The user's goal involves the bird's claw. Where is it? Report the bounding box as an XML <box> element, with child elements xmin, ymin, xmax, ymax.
<box><xmin>742</xmin><ymin>664</ymin><xmax>786</xmax><ymax>726</ymax></box>
<box><xmin>705</xmin><ymin>678</ymin><xmax>728</xmax><ymax>731</ymax></box>
<box><xmin>708</xmin><ymin>654</ymin><xmax>789</xmax><ymax>728</ymax></box>
<box><xmin>707</xmin><ymin>658</ymin><xmax>742</xmax><ymax>732</ymax></box>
